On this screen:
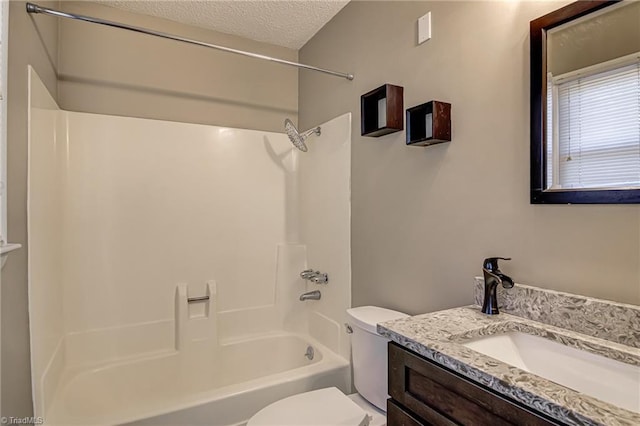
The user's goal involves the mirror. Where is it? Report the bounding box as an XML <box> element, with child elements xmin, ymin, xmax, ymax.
<box><xmin>530</xmin><ymin>1</ymin><xmax>640</xmax><ymax>204</ymax></box>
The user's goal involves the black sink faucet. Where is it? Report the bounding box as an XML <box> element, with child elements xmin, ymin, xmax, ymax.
<box><xmin>482</xmin><ymin>257</ymin><xmax>514</xmax><ymax>315</ymax></box>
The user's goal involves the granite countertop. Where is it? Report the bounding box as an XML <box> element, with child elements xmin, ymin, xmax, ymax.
<box><xmin>377</xmin><ymin>284</ymin><xmax>640</xmax><ymax>426</ymax></box>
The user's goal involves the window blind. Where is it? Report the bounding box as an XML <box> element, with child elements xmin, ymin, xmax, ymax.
<box><xmin>552</xmin><ymin>62</ymin><xmax>640</xmax><ymax>189</ymax></box>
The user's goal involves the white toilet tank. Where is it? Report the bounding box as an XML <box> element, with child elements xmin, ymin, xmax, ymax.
<box><xmin>346</xmin><ymin>306</ymin><xmax>409</xmax><ymax>412</ymax></box>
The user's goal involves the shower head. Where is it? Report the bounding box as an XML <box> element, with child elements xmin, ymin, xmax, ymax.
<box><xmin>284</xmin><ymin>118</ymin><xmax>321</xmax><ymax>152</ymax></box>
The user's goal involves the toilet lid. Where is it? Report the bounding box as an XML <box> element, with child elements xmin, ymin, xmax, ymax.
<box><xmin>247</xmin><ymin>387</ymin><xmax>370</xmax><ymax>426</ymax></box>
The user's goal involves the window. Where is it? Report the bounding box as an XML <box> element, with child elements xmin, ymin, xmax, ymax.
<box><xmin>546</xmin><ymin>55</ymin><xmax>640</xmax><ymax>190</ymax></box>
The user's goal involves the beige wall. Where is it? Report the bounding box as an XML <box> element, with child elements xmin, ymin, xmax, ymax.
<box><xmin>299</xmin><ymin>1</ymin><xmax>640</xmax><ymax>314</ymax></box>
<box><xmin>3</xmin><ymin>0</ymin><xmax>59</xmax><ymax>420</ymax></box>
<box><xmin>57</xmin><ymin>1</ymin><xmax>298</xmax><ymax>132</ymax></box>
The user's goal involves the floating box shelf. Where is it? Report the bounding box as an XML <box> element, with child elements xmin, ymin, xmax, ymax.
<box><xmin>361</xmin><ymin>84</ymin><xmax>404</xmax><ymax>137</ymax></box>
<box><xmin>406</xmin><ymin>101</ymin><xmax>451</xmax><ymax>146</ymax></box>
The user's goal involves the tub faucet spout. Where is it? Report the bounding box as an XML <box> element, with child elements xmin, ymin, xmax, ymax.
<box><xmin>299</xmin><ymin>290</ymin><xmax>321</xmax><ymax>301</ymax></box>
<box><xmin>482</xmin><ymin>257</ymin><xmax>514</xmax><ymax>315</ymax></box>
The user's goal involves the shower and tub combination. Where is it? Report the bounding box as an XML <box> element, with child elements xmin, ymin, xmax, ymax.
<box><xmin>25</xmin><ymin>5</ymin><xmax>353</xmax><ymax>425</ymax></box>
<box><xmin>28</xmin><ymin>71</ymin><xmax>352</xmax><ymax>425</ymax></box>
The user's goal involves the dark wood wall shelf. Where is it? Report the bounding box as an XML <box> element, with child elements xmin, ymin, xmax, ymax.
<box><xmin>406</xmin><ymin>101</ymin><xmax>451</xmax><ymax>146</ymax></box>
<box><xmin>361</xmin><ymin>84</ymin><xmax>404</xmax><ymax>137</ymax></box>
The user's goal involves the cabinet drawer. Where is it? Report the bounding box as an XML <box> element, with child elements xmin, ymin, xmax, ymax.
<box><xmin>388</xmin><ymin>396</ymin><xmax>457</xmax><ymax>426</ymax></box>
<box><xmin>387</xmin><ymin>399</ymin><xmax>426</xmax><ymax>426</ymax></box>
<box><xmin>388</xmin><ymin>342</ymin><xmax>558</xmax><ymax>426</ymax></box>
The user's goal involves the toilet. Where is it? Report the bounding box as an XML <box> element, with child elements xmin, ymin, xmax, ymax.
<box><xmin>247</xmin><ymin>306</ymin><xmax>409</xmax><ymax>426</ymax></box>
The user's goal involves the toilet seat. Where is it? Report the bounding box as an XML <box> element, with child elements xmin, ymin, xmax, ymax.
<box><xmin>247</xmin><ymin>387</ymin><xmax>371</xmax><ymax>426</ymax></box>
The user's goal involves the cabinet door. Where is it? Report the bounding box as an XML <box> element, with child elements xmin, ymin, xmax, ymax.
<box><xmin>388</xmin><ymin>343</ymin><xmax>559</xmax><ymax>426</ymax></box>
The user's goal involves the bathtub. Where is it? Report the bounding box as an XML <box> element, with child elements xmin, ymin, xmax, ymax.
<box><xmin>45</xmin><ymin>332</ymin><xmax>350</xmax><ymax>426</ymax></box>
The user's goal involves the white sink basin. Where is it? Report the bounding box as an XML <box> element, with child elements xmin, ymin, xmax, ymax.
<box><xmin>463</xmin><ymin>331</ymin><xmax>640</xmax><ymax>413</ymax></box>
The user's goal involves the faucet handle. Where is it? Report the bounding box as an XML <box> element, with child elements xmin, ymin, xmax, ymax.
<box><xmin>300</xmin><ymin>269</ymin><xmax>316</xmax><ymax>279</ymax></box>
<box><xmin>483</xmin><ymin>257</ymin><xmax>511</xmax><ymax>271</ymax></box>
<box><xmin>310</xmin><ymin>273</ymin><xmax>328</xmax><ymax>284</ymax></box>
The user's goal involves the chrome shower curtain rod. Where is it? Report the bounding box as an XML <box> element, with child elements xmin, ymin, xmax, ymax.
<box><xmin>26</xmin><ymin>2</ymin><xmax>355</xmax><ymax>81</ymax></box>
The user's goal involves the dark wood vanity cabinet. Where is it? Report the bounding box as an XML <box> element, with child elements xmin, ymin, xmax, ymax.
<box><xmin>387</xmin><ymin>343</ymin><xmax>561</xmax><ymax>426</ymax></box>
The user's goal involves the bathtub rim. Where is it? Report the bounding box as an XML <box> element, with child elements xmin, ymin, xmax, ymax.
<box><xmin>46</xmin><ymin>331</ymin><xmax>350</xmax><ymax>426</ymax></box>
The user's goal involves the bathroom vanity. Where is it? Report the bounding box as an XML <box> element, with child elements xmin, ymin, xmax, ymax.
<box><xmin>387</xmin><ymin>342</ymin><xmax>557</xmax><ymax>425</ymax></box>
<box><xmin>379</xmin><ymin>280</ymin><xmax>640</xmax><ymax>426</ymax></box>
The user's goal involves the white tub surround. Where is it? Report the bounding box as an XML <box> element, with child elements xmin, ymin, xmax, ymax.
<box><xmin>298</xmin><ymin>113</ymin><xmax>352</xmax><ymax>360</ymax></box>
<box><xmin>27</xmin><ymin>67</ymin><xmax>66</xmax><ymax>419</ymax></box>
<box><xmin>27</xmin><ymin>68</ymin><xmax>352</xmax><ymax>425</ymax></box>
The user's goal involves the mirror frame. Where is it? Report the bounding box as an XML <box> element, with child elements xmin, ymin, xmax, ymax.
<box><xmin>530</xmin><ymin>0</ymin><xmax>640</xmax><ymax>204</ymax></box>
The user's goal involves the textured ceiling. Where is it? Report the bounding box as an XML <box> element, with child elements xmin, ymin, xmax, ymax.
<box><xmin>99</xmin><ymin>1</ymin><xmax>350</xmax><ymax>50</ymax></box>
